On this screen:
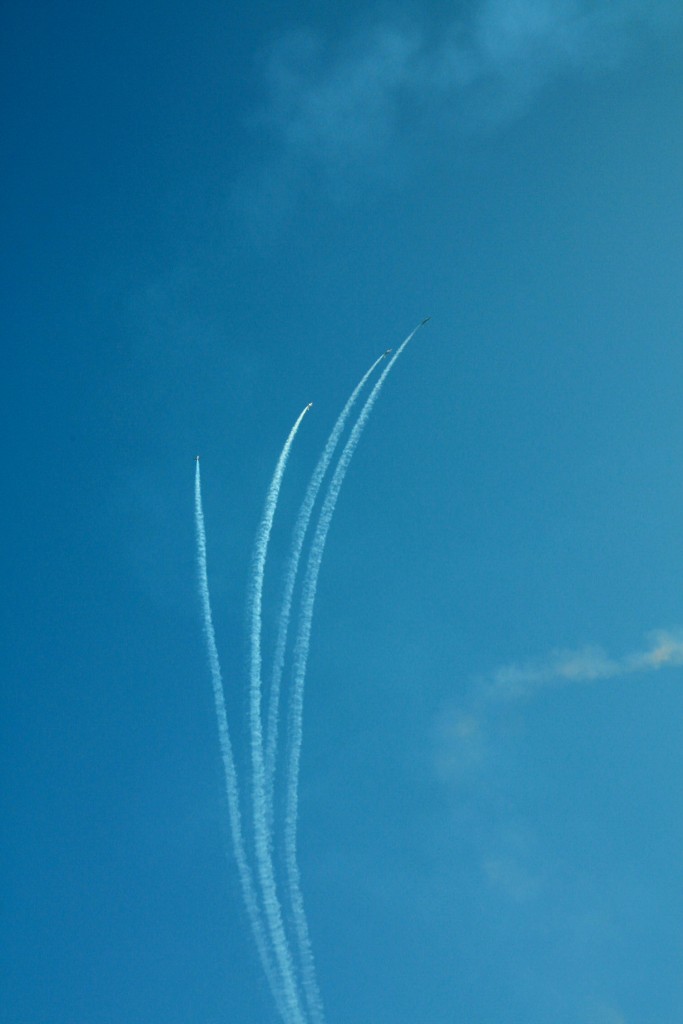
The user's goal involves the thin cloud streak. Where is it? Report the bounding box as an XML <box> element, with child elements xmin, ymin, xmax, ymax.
<box><xmin>486</xmin><ymin>627</ymin><xmax>683</xmax><ymax>700</ymax></box>
<box><xmin>435</xmin><ymin>627</ymin><xmax>683</xmax><ymax>787</ymax></box>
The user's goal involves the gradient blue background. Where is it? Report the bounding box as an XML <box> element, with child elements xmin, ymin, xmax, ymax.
<box><xmin>3</xmin><ymin>3</ymin><xmax>683</xmax><ymax>1022</ymax></box>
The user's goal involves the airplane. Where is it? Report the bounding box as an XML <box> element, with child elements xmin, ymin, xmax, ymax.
<box><xmin>421</xmin><ymin>316</ymin><xmax>431</xmax><ymax>325</ymax></box>
<box><xmin>384</xmin><ymin>349</ymin><xmax>392</xmax><ymax>356</ymax></box>
<box><xmin>306</xmin><ymin>402</ymin><xmax>313</xmax><ymax>410</ymax></box>
<box><xmin>195</xmin><ymin>455</ymin><xmax>200</xmax><ymax>462</ymax></box>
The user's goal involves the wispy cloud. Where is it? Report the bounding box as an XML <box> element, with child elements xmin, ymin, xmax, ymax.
<box><xmin>252</xmin><ymin>1</ymin><xmax>681</xmax><ymax>177</ymax></box>
<box><xmin>435</xmin><ymin>627</ymin><xmax>683</xmax><ymax>787</ymax></box>
<box><xmin>483</xmin><ymin>835</ymin><xmax>545</xmax><ymax>903</ymax></box>
<box><xmin>586</xmin><ymin>1002</ymin><xmax>628</xmax><ymax>1024</ymax></box>
<box><xmin>433</xmin><ymin>621</ymin><xmax>681</xmax><ymax>1004</ymax></box>
<box><xmin>485</xmin><ymin>627</ymin><xmax>683</xmax><ymax>700</ymax></box>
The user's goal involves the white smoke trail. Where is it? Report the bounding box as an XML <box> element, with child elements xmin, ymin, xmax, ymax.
<box><xmin>193</xmin><ymin>461</ymin><xmax>288</xmax><ymax>1022</ymax></box>
<box><xmin>248</xmin><ymin>404</ymin><xmax>312</xmax><ymax>1024</ymax></box>
<box><xmin>264</xmin><ymin>354</ymin><xmax>386</xmax><ymax>820</ymax></box>
<box><xmin>284</xmin><ymin>322</ymin><xmax>424</xmax><ymax>1024</ymax></box>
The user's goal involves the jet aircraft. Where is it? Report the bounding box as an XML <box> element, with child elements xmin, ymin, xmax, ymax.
<box><xmin>421</xmin><ymin>316</ymin><xmax>431</xmax><ymax>325</ymax></box>
<box><xmin>384</xmin><ymin>349</ymin><xmax>392</xmax><ymax>356</ymax></box>
<box><xmin>195</xmin><ymin>455</ymin><xmax>200</xmax><ymax>462</ymax></box>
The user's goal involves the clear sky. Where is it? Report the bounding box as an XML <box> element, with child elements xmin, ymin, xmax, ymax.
<box><xmin>2</xmin><ymin>3</ymin><xmax>683</xmax><ymax>1023</ymax></box>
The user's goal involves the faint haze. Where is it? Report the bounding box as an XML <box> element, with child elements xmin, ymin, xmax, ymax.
<box><xmin>249</xmin><ymin>0</ymin><xmax>682</xmax><ymax>178</ymax></box>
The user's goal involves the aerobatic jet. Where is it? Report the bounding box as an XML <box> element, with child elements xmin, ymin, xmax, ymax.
<box><xmin>421</xmin><ymin>316</ymin><xmax>431</xmax><ymax>325</ymax></box>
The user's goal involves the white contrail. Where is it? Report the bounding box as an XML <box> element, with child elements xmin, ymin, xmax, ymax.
<box><xmin>248</xmin><ymin>404</ymin><xmax>312</xmax><ymax>1024</ymax></box>
<box><xmin>284</xmin><ymin>322</ymin><xmax>424</xmax><ymax>1024</ymax></box>
<box><xmin>193</xmin><ymin>461</ymin><xmax>288</xmax><ymax>1022</ymax></box>
<box><xmin>265</xmin><ymin>354</ymin><xmax>386</xmax><ymax>820</ymax></box>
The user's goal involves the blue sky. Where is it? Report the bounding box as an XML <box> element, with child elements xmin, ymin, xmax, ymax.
<box><xmin>3</xmin><ymin>2</ymin><xmax>683</xmax><ymax>1022</ymax></box>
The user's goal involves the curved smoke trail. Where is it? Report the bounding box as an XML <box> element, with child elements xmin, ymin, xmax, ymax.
<box><xmin>264</xmin><ymin>354</ymin><xmax>386</xmax><ymax>820</ymax></box>
<box><xmin>194</xmin><ymin>462</ymin><xmax>288</xmax><ymax>1022</ymax></box>
<box><xmin>248</xmin><ymin>404</ymin><xmax>312</xmax><ymax>1024</ymax></box>
<box><xmin>284</xmin><ymin>323</ymin><xmax>423</xmax><ymax>1024</ymax></box>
